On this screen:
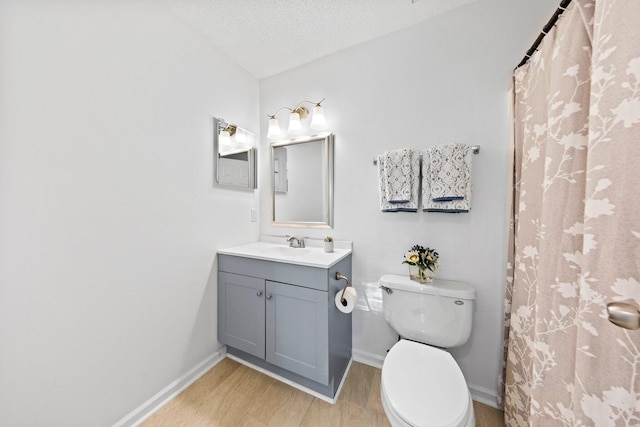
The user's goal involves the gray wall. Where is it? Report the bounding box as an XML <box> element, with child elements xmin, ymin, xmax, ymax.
<box><xmin>260</xmin><ymin>0</ymin><xmax>559</xmax><ymax>405</ymax></box>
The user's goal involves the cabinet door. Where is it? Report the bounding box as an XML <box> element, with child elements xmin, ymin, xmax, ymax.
<box><xmin>218</xmin><ymin>272</ymin><xmax>265</xmax><ymax>359</ymax></box>
<box><xmin>265</xmin><ymin>281</ymin><xmax>329</xmax><ymax>385</ymax></box>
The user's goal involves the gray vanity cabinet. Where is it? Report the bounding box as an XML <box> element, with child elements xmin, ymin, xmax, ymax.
<box><xmin>217</xmin><ymin>254</ymin><xmax>352</xmax><ymax>399</ymax></box>
<box><xmin>265</xmin><ymin>280</ymin><xmax>328</xmax><ymax>384</ymax></box>
<box><xmin>218</xmin><ymin>272</ymin><xmax>265</xmax><ymax>359</ymax></box>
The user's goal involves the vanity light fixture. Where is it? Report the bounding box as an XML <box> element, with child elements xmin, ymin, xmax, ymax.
<box><xmin>267</xmin><ymin>98</ymin><xmax>326</xmax><ymax>139</ymax></box>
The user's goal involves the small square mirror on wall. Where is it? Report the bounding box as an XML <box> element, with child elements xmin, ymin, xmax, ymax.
<box><xmin>213</xmin><ymin>117</ymin><xmax>257</xmax><ymax>190</ymax></box>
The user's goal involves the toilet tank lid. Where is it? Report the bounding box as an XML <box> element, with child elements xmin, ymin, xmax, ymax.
<box><xmin>380</xmin><ymin>274</ymin><xmax>475</xmax><ymax>300</ymax></box>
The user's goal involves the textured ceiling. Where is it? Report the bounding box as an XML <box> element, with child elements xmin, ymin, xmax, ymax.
<box><xmin>163</xmin><ymin>0</ymin><xmax>478</xmax><ymax>79</ymax></box>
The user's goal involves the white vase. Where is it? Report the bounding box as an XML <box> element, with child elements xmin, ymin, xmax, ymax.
<box><xmin>324</xmin><ymin>241</ymin><xmax>334</xmax><ymax>253</ymax></box>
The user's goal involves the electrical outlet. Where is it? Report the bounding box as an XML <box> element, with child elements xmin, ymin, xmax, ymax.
<box><xmin>250</xmin><ymin>208</ymin><xmax>257</xmax><ymax>222</ymax></box>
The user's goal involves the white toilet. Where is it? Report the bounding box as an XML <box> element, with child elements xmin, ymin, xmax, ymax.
<box><xmin>379</xmin><ymin>274</ymin><xmax>476</xmax><ymax>427</ymax></box>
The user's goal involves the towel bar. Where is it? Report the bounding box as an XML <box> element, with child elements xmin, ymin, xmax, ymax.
<box><xmin>372</xmin><ymin>145</ymin><xmax>480</xmax><ymax>165</ymax></box>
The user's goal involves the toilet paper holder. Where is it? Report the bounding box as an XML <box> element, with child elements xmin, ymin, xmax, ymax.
<box><xmin>336</xmin><ymin>272</ymin><xmax>351</xmax><ymax>304</ymax></box>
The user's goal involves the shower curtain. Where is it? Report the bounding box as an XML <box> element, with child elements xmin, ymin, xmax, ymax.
<box><xmin>502</xmin><ymin>0</ymin><xmax>640</xmax><ymax>425</ymax></box>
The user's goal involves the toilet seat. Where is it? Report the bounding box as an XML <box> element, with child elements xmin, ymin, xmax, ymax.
<box><xmin>381</xmin><ymin>340</ymin><xmax>474</xmax><ymax>427</ymax></box>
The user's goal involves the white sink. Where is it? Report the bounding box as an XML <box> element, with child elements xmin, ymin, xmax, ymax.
<box><xmin>259</xmin><ymin>246</ymin><xmax>310</xmax><ymax>257</ymax></box>
<box><xmin>218</xmin><ymin>240</ymin><xmax>352</xmax><ymax>268</ymax></box>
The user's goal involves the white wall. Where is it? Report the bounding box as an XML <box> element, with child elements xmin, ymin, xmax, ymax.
<box><xmin>260</xmin><ymin>0</ymin><xmax>558</xmax><ymax>406</ymax></box>
<box><xmin>0</xmin><ymin>1</ymin><xmax>259</xmax><ymax>425</ymax></box>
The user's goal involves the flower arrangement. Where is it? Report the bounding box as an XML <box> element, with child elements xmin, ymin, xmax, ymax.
<box><xmin>323</xmin><ymin>236</ymin><xmax>333</xmax><ymax>242</ymax></box>
<box><xmin>402</xmin><ymin>244</ymin><xmax>439</xmax><ymax>283</ymax></box>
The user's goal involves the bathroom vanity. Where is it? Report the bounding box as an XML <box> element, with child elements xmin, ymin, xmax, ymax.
<box><xmin>217</xmin><ymin>239</ymin><xmax>352</xmax><ymax>400</ymax></box>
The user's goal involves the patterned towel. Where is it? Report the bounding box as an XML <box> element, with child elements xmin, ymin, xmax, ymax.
<box><xmin>429</xmin><ymin>143</ymin><xmax>470</xmax><ymax>201</ymax></box>
<box><xmin>383</xmin><ymin>148</ymin><xmax>412</xmax><ymax>203</ymax></box>
<box><xmin>378</xmin><ymin>149</ymin><xmax>420</xmax><ymax>212</ymax></box>
<box><xmin>422</xmin><ymin>146</ymin><xmax>473</xmax><ymax>213</ymax></box>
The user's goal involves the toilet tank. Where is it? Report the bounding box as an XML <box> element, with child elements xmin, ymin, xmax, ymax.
<box><xmin>380</xmin><ymin>274</ymin><xmax>475</xmax><ymax>348</ymax></box>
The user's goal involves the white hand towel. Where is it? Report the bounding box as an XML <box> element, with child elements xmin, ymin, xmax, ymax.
<box><xmin>378</xmin><ymin>149</ymin><xmax>420</xmax><ymax>212</ymax></box>
<box><xmin>383</xmin><ymin>148</ymin><xmax>412</xmax><ymax>203</ymax></box>
<box><xmin>422</xmin><ymin>146</ymin><xmax>473</xmax><ymax>213</ymax></box>
<box><xmin>429</xmin><ymin>143</ymin><xmax>471</xmax><ymax>202</ymax></box>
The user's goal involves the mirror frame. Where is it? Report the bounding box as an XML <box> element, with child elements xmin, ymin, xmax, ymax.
<box><xmin>270</xmin><ymin>132</ymin><xmax>334</xmax><ymax>228</ymax></box>
<box><xmin>213</xmin><ymin>117</ymin><xmax>257</xmax><ymax>190</ymax></box>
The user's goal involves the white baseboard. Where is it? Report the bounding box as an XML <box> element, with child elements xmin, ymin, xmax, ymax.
<box><xmin>352</xmin><ymin>348</ymin><xmax>385</xmax><ymax>369</ymax></box>
<box><xmin>114</xmin><ymin>347</ymin><xmax>227</xmax><ymax>427</ymax></box>
<box><xmin>333</xmin><ymin>358</ymin><xmax>352</xmax><ymax>402</ymax></box>
<box><xmin>227</xmin><ymin>353</ymin><xmax>352</xmax><ymax>405</ymax></box>
<box><xmin>468</xmin><ymin>382</ymin><xmax>500</xmax><ymax>409</ymax></box>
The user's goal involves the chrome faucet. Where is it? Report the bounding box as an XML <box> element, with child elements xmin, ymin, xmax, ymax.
<box><xmin>286</xmin><ymin>235</ymin><xmax>305</xmax><ymax>248</ymax></box>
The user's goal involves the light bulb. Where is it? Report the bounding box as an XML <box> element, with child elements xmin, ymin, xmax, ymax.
<box><xmin>235</xmin><ymin>129</ymin><xmax>247</xmax><ymax>145</ymax></box>
<box><xmin>267</xmin><ymin>117</ymin><xmax>281</xmax><ymax>139</ymax></box>
<box><xmin>288</xmin><ymin>112</ymin><xmax>302</xmax><ymax>135</ymax></box>
<box><xmin>219</xmin><ymin>130</ymin><xmax>231</xmax><ymax>153</ymax></box>
<box><xmin>310</xmin><ymin>105</ymin><xmax>326</xmax><ymax>130</ymax></box>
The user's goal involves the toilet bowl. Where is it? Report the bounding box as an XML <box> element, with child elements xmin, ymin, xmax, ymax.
<box><xmin>379</xmin><ymin>275</ymin><xmax>476</xmax><ymax>427</ymax></box>
<box><xmin>380</xmin><ymin>340</ymin><xmax>474</xmax><ymax>427</ymax></box>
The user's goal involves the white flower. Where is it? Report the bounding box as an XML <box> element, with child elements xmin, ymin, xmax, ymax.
<box><xmin>534</xmin><ymin>124</ymin><xmax>547</xmax><ymax>136</ymax></box>
<box><xmin>561</xmin><ymin>102</ymin><xmax>582</xmax><ymax>118</ymax></box>
<box><xmin>626</xmin><ymin>56</ymin><xmax>640</xmax><ymax>81</ymax></box>
<box><xmin>611</xmin><ymin>277</ymin><xmax>640</xmax><ymax>305</ymax></box>
<box><xmin>564</xmin><ymin>64</ymin><xmax>580</xmax><ymax>76</ymax></box>
<box><xmin>522</xmin><ymin>245</ymin><xmax>538</xmax><ymax>259</ymax></box>
<box><xmin>594</xmin><ymin>178</ymin><xmax>612</xmax><ymax>193</ymax></box>
<box><xmin>558</xmin><ymin>132</ymin><xmax>588</xmax><ymax>149</ymax></box>
<box><xmin>612</xmin><ymin>97</ymin><xmax>640</xmax><ymax>128</ymax></box>
<box><xmin>404</xmin><ymin>251</ymin><xmax>420</xmax><ymax>264</ymax></box>
<box><xmin>585</xmin><ymin>197</ymin><xmax>615</xmax><ymax>219</ymax></box>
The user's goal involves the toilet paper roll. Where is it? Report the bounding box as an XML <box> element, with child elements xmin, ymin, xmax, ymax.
<box><xmin>335</xmin><ymin>287</ymin><xmax>358</xmax><ymax>313</ymax></box>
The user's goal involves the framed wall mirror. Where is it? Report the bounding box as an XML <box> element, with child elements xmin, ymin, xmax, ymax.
<box><xmin>213</xmin><ymin>117</ymin><xmax>257</xmax><ymax>190</ymax></box>
<box><xmin>271</xmin><ymin>132</ymin><xmax>334</xmax><ymax>228</ymax></box>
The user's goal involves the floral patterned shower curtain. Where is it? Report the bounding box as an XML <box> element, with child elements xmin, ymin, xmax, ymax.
<box><xmin>503</xmin><ymin>0</ymin><xmax>640</xmax><ymax>425</ymax></box>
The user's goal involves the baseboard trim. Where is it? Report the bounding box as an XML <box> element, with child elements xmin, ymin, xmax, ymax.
<box><xmin>333</xmin><ymin>357</ymin><xmax>352</xmax><ymax>402</ymax></box>
<box><xmin>468</xmin><ymin>382</ymin><xmax>499</xmax><ymax>409</ymax></box>
<box><xmin>114</xmin><ymin>347</ymin><xmax>228</xmax><ymax>427</ymax></box>
<box><xmin>227</xmin><ymin>353</ymin><xmax>353</xmax><ymax>404</ymax></box>
<box><xmin>351</xmin><ymin>348</ymin><xmax>385</xmax><ymax>369</ymax></box>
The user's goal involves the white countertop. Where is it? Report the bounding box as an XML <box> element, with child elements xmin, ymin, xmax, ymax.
<box><xmin>218</xmin><ymin>236</ymin><xmax>352</xmax><ymax>268</ymax></box>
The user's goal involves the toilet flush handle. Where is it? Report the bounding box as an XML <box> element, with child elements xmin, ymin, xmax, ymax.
<box><xmin>380</xmin><ymin>285</ymin><xmax>393</xmax><ymax>295</ymax></box>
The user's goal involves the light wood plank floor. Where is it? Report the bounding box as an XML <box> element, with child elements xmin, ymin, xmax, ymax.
<box><xmin>143</xmin><ymin>358</ymin><xmax>504</xmax><ymax>427</ymax></box>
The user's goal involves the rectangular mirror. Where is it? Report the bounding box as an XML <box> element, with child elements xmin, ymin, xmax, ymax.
<box><xmin>271</xmin><ymin>132</ymin><xmax>334</xmax><ymax>228</ymax></box>
<box><xmin>213</xmin><ymin>117</ymin><xmax>257</xmax><ymax>190</ymax></box>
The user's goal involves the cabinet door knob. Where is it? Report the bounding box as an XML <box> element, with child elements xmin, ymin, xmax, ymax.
<box><xmin>257</xmin><ymin>291</ymin><xmax>263</xmax><ymax>297</ymax></box>
<box><xmin>266</xmin><ymin>294</ymin><xmax>273</xmax><ymax>300</ymax></box>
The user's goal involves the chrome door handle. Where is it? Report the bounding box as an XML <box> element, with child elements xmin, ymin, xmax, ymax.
<box><xmin>607</xmin><ymin>302</ymin><xmax>640</xmax><ymax>330</ymax></box>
